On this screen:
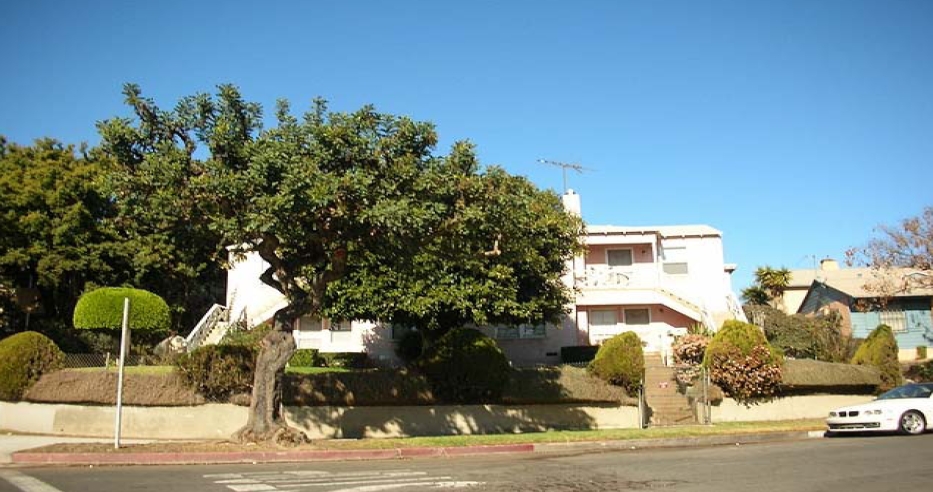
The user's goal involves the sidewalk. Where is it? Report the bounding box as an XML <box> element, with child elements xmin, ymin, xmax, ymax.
<box><xmin>4</xmin><ymin>430</ymin><xmax>827</xmax><ymax>466</ymax></box>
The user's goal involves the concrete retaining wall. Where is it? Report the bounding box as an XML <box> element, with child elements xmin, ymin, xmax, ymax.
<box><xmin>0</xmin><ymin>402</ymin><xmax>638</xmax><ymax>440</ymax></box>
<box><xmin>709</xmin><ymin>394</ymin><xmax>874</xmax><ymax>422</ymax></box>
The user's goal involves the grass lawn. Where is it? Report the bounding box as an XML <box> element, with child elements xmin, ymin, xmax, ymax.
<box><xmin>318</xmin><ymin>419</ymin><xmax>827</xmax><ymax>449</ymax></box>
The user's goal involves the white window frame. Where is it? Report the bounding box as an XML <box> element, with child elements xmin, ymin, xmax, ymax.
<box><xmin>326</xmin><ymin>319</ymin><xmax>352</xmax><ymax>332</ymax></box>
<box><xmin>879</xmin><ymin>310</ymin><xmax>908</xmax><ymax>333</ymax></box>
<box><xmin>623</xmin><ymin>308</ymin><xmax>651</xmax><ymax>325</ymax></box>
<box><xmin>662</xmin><ymin>246</ymin><xmax>688</xmax><ymax>275</ymax></box>
<box><xmin>606</xmin><ymin>248</ymin><xmax>634</xmax><ymax>267</ymax></box>
<box><xmin>495</xmin><ymin>324</ymin><xmax>547</xmax><ymax>340</ymax></box>
<box><xmin>590</xmin><ymin>309</ymin><xmax>619</xmax><ymax>327</ymax></box>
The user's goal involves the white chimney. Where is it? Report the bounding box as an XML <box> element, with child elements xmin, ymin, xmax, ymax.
<box><xmin>820</xmin><ymin>258</ymin><xmax>839</xmax><ymax>271</ymax></box>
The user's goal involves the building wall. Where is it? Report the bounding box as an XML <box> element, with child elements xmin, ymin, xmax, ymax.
<box><xmin>851</xmin><ymin>298</ymin><xmax>933</xmax><ymax>356</ymax></box>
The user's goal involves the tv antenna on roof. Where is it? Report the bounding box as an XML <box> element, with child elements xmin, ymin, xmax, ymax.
<box><xmin>537</xmin><ymin>159</ymin><xmax>593</xmax><ymax>191</ymax></box>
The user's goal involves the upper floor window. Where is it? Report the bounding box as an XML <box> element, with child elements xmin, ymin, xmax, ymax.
<box><xmin>662</xmin><ymin>246</ymin><xmax>688</xmax><ymax>275</ymax></box>
<box><xmin>607</xmin><ymin>249</ymin><xmax>634</xmax><ymax>267</ymax></box>
<box><xmin>624</xmin><ymin>308</ymin><xmax>650</xmax><ymax>325</ymax></box>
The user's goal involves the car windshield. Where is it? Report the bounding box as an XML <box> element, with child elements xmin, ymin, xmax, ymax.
<box><xmin>877</xmin><ymin>384</ymin><xmax>933</xmax><ymax>400</ymax></box>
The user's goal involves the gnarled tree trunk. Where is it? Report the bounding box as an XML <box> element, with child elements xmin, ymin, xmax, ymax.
<box><xmin>232</xmin><ymin>307</ymin><xmax>308</xmax><ymax>446</ymax></box>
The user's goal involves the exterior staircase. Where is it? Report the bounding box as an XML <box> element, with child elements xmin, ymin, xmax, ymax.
<box><xmin>643</xmin><ymin>353</ymin><xmax>696</xmax><ymax>426</ymax></box>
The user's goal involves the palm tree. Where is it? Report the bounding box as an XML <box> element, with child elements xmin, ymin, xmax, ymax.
<box><xmin>753</xmin><ymin>266</ymin><xmax>791</xmax><ymax>310</ymax></box>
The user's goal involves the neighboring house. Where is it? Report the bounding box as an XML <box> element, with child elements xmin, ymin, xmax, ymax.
<box><xmin>194</xmin><ymin>190</ymin><xmax>746</xmax><ymax>366</ymax></box>
<box><xmin>794</xmin><ymin>261</ymin><xmax>933</xmax><ymax>361</ymax></box>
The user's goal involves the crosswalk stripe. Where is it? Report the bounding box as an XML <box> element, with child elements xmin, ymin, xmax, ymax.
<box><xmin>0</xmin><ymin>470</ymin><xmax>64</xmax><ymax>492</ymax></box>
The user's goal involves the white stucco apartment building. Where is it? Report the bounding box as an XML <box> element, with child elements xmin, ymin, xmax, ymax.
<box><xmin>204</xmin><ymin>190</ymin><xmax>746</xmax><ymax>366</ymax></box>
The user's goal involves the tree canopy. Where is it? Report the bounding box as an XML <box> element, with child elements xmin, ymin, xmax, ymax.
<box><xmin>98</xmin><ymin>84</ymin><xmax>583</xmax><ymax>444</ymax></box>
<box><xmin>0</xmin><ymin>137</ymin><xmax>121</xmax><ymax>345</ymax></box>
<box><xmin>847</xmin><ymin>207</ymin><xmax>933</xmax><ymax>294</ymax></box>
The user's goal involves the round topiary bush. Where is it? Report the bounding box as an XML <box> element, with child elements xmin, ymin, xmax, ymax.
<box><xmin>175</xmin><ymin>344</ymin><xmax>256</xmax><ymax>402</ymax></box>
<box><xmin>703</xmin><ymin>320</ymin><xmax>783</xmax><ymax>402</ymax></box>
<box><xmin>74</xmin><ymin>287</ymin><xmax>171</xmax><ymax>332</ymax></box>
<box><xmin>419</xmin><ymin>328</ymin><xmax>510</xmax><ymax>403</ymax></box>
<box><xmin>588</xmin><ymin>331</ymin><xmax>645</xmax><ymax>395</ymax></box>
<box><xmin>0</xmin><ymin>331</ymin><xmax>64</xmax><ymax>401</ymax></box>
<box><xmin>851</xmin><ymin>324</ymin><xmax>902</xmax><ymax>392</ymax></box>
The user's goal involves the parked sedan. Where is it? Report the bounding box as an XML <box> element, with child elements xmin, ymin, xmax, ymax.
<box><xmin>826</xmin><ymin>383</ymin><xmax>933</xmax><ymax>435</ymax></box>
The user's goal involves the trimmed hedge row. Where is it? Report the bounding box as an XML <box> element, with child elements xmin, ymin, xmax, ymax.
<box><xmin>73</xmin><ymin>287</ymin><xmax>170</xmax><ymax>332</ymax></box>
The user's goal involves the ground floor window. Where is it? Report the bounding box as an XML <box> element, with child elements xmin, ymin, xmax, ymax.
<box><xmin>879</xmin><ymin>310</ymin><xmax>907</xmax><ymax>333</ymax></box>
<box><xmin>589</xmin><ymin>309</ymin><xmax>618</xmax><ymax>326</ymax></box>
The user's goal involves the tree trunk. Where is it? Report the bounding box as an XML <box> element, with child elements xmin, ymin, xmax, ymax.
<box><xmin>232</xmin><ymin>308</ymin><xmax>308</xmax><ymax>446</ymax></box>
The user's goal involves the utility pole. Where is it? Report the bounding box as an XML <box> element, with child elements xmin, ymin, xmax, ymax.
<box><xmin>537</xmin><ymin>159</ymin><xmax>592</xmax><ymax>191</ymax></box>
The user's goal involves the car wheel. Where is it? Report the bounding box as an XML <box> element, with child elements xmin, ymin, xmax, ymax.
<box><xmin>898</xmin><ymin>410</ymin><xmax>926</xmax><ymax>435</ymax></box>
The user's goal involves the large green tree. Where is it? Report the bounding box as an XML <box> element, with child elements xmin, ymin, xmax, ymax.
<box><xmin>98</xmin><ymin>84</ymin><xmax>583</xmax><ymax>444</ymax></box>
<box><xmin>0</xmin><ymin>138</ymin><xmax>121</xmax><ymax>346</ymax></box>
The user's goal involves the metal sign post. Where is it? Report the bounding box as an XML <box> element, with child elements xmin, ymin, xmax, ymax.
<box><xmin>114</xmin><ymin>297</ymin><xmax>129</xmax><ymax>449</ymax></box>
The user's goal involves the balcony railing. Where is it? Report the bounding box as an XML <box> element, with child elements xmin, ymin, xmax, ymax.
<box><xmin>576</xmin><ymin>265</ymin><xmax>660</xmax><ymax>289</ymax></box>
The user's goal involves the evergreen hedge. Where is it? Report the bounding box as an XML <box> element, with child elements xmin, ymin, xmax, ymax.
<box><xmin>419</xmin><ymin>328</ymin><xmax>510</xmax><ymax>403</ymax></box>
<box><xmin>0</xmin><ymin>331</ymin><xmax>64</xmax><ymax>401</ymax></box>
<box><xmin>851</xmin><ymin>324</ymin><xmax>902</xmax><ymax>392</ymax></box>
<box><xmin>175</xmin><ymin>344</ymin><xmax>257</xmax><ymax>401</ymax></box>
<box><xmin>588</xmin><ymin>331</ymin><xmax>644</xmax><ymax>395</ymax></box>
<box><xmin>73</xmin><ymin>287</ymin><xmax>170</xmax><ymax>332</ymax></box>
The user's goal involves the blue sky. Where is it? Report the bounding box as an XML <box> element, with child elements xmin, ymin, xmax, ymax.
<box><xmin>2</xmin><ymin>0</ymin><xmax>931</xmax><ymax>291</ymax></box>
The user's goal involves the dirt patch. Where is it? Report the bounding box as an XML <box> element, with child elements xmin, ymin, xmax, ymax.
<box><xmin>25</xmin><ymin>370</ymin><xmax>204</xmax><ymax>406</ymax></box>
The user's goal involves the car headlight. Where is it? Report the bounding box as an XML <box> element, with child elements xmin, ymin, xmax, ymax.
<box><xmin>865</xmin><ymin>409</ymin><xmax>882</xmax><ymax>415</ymax></box>
<box><xmin>828</xmin><ymin>411</ymin><xmax>837</xmax><ymax>417</ymax></box>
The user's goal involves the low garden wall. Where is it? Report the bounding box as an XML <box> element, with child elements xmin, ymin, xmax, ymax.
<box><xmin>708</xmin><ymin>394</ymin><xmax>873</xmax><ymax>422</ymax></box>
<box><xmin>0</xmin><ymin>402</ymin><xmax>639</xmax><ymax>440</ymax></box>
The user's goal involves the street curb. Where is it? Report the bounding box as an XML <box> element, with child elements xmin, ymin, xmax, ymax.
<box><xmin>534</xmin><ymin>431</ymin><xmax>821</xmax><ymax>454</ymax></box>
<box><xmin>11</xmin><ymin>443</ymin><xmax>535</xmax><ymax>466</ymax></box>
<box><xmin>10</xmin><ymin>431</ymin><xmax>824</xmax><ymax>466</ymax></box>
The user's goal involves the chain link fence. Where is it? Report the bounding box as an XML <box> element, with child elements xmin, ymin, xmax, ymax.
<box><xmin>63</xmin><ymin>353</ymin><xmax>152</xmax><ymax>368</ymax></box>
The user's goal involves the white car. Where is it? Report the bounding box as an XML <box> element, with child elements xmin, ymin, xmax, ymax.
<box><xmin>826</xmin><ymin>383</ymin><xmax>933</xmax><ymax>435</ymax></box>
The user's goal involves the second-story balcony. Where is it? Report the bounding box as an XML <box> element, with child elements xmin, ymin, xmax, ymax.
<box><xmin>576</xmin><ymin>265</ymin><xmax>661</xmax><ymax>290</ymax></box>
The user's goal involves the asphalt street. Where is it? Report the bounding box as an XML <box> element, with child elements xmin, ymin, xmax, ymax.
<box><xmin>2</xmin><ymin>434</ymin><xmax>931</xmax><ymax>492</ymax></box>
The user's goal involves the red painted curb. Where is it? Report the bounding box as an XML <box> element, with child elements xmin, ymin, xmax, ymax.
<box><xmin>11</xmin><ymin>444</ymin><xmax>534</xmax><ymax>466</ymax></box>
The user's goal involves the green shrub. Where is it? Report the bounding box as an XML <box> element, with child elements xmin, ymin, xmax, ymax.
<box><xmin>74</xmin><ymin>287</ymin><xmax>170</xmax><ymax>332</ymax></box>
<box><xmin>0</xmin><ymin>331</ymin><xmax>64</xmax><ymax>401</ymax></box>
<box><xmin>288</xmin><ymin>349</ymin><xmax>320</xmax><ymax>367</ymax></box>
<box><xmin>746</xmin><ymin>305</ymin><xmax>852</xmax><ymax>362</ymax></box>
<box><xmin>175</xmin><ymin>345</ymin><xmax>256</xmax><ymax>401</ymax></box>
<box><xmin>395</xmin><ymin>329</ymin><xmax>424</xmax><ymax>365</ymax></box>
<box><xmin>588</xmin><ymin>331</ymin><xmax>644</xmax><ymax>395</ymax></box>
<box><xmin>220</xmin><ymin>322</ymin><xmax>272</xmax><ymax>348</ymax></box>
<box><xmin>850</xmin><ymin>324</ymin><xmax>902</xmax><ymax>392</ymax></box>
<box><xmin>419</xmin><ymin>328</ymin><xmax>511</xmax><ymax>403</ymax></box>
<box><xmin>319</xmin><ymin>352</ymin><xmax>370</xmax><ymax>368</ymax></box>
<box><xmin>704</xmin><ymin>320</ymin><xmax>783</xmax><ymax>402</ymax></box>
<box><xmin>560</xmin><ymin>345</ymin><xmax>600</xmax><ymax>365</ymax></box>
